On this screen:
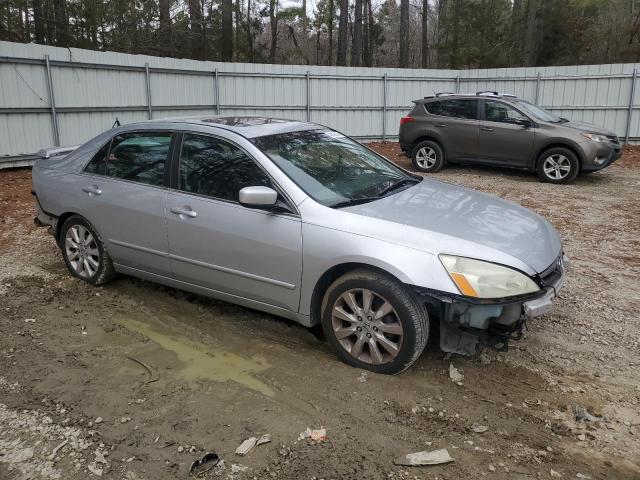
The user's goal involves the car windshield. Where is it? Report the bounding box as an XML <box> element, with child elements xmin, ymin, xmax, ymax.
<box><xmin>251</xmin><ymin>129</ymin><xmax>418</xmax><ymax>207</ymax></box>
<box><xmin>515</xmin><ymin>100</ymin><xmax>563</xmax><ymax>123</ymax></box>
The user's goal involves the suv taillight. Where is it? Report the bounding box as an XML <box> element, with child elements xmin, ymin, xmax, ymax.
<box><xmin>400</xmin><ymin>116</ymin><xmax>415</xmax><ymax>126</ymax></box>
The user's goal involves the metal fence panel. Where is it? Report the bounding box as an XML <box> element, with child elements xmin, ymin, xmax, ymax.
<box><xmin>1</xmin><ymin>40</ymin><xmax>638</xmax><ymax>163</ymax></box>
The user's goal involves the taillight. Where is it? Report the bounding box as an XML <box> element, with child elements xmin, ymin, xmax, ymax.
<box><xmin>400</xmin><ymin>116</ymin><xmax>415</xmax><ymax>126</ymax></box>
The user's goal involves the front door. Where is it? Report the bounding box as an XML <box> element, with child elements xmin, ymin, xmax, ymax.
<box><xmin>166</xmin><ymin>132</ymin><xmax>303</xmax><ymax>312</ymax></box>
<box><xmin>80</xmin><ymin>131</ymin><xmax>173</xmax><ymax>275</ymax></box>
<box><xmin>478</xmin><ymin>100</ymin><xmax>535</xmax><ymax>166</ymax></box>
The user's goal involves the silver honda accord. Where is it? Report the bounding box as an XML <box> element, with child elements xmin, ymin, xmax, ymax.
<box><xmin>32</xmin><ymin>117</ymin><xmax>567</xmax><ymax>374</ymax></box>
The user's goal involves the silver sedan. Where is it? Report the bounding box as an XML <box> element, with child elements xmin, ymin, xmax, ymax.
<box><xmin>32</xmin><ymin>117</ymin><xmax>566</xmax><ymax>373</ymax></box>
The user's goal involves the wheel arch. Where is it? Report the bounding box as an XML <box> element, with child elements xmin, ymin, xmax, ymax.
<box><xmin>411</xmin><ymin>134</ymin><xmax>445</xmax><ymax>152</ymax></box>
<box><xmin>308</xmin><ymin>262</ymin><xmax>407</xmax><ymax>327</ymax></box>
<box><xmin>55</xmin><ymin>211</ymin><xmax>82</xmax><ymax>245</ymax></box>
<box><xmin>534</xmin><ymin>141</ymin><xmax>584</xmax><ymax>170</ymax></box>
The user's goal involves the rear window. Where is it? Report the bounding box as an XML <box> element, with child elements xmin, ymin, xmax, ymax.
<box><xmin>425</xmin><ymin>99</ymin><xmax>478</xmax><ymax>120</ymax></box>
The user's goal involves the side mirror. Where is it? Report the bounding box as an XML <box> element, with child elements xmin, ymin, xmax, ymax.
<box><xmin>515</xmin><ymin>118</ymin><xmax>532</xmax><ymax>128</ymax></box>
<box><xmin>239</xmin><ymin>186</ymin><xmax>278</xmax><ymax>209</ymax></box>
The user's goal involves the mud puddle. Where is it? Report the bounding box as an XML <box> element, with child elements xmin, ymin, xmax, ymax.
<box><xmin>116</xmin><ymin>315</ymin><xmax>274</xmax><ymax>396</ymax></box>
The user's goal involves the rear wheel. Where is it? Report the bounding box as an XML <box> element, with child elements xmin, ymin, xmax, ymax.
<box><xmin>320</xmin><ymin>269</ymin><xmax>429</xmax><ymax>374</ymax></box>
<box><xmin>537</xmin><ymin>148</ymin><xmax>579</xmax><ymax>184</ymax></box>
<box><xmin>59</xmin><ymin>215</ymin><xmax>116</xmax><ymax>285</ymax></box>
<box><xmin>411</xmin><ymin>140</ymin><xmax>445</xmax><ymax>173</ymax></box>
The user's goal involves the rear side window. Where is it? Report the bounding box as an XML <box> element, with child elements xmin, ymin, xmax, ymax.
<box><xmin>179</xmin><ymin>133</ymin><xmax>272</xmax><ymax>202</ymax></box>
<box><xmin>425</xmin><ymin>99</ymin><xmax>478</xmax><ymax>120</ymax></box>
<box><xmin>105</xmin><ymin>132</ymin><xmax>171</xmax><ymax>187</ymax></box>
<box><xmin>84</xmin><ymin>141</ymin><xmax>110</xmax><ymax>175</ymax></box>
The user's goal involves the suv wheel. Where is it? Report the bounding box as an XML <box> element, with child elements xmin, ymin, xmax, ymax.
<box><xmin>411</xmin><ymin>141</ymin><xmax>444</xmax><ymax>173</ymax></box>
<box><xmin>59</xmin><ymin>215</ymin><xmax>117</xmax><ymax>285</ymax></box>
<box><xmin>537</xmin><ymin>148</ymin><xmax>579</xmax><ymax>184</ymax></box>
<box><xmin>320</xmin><ymin>269</ymin><xmax>429</xmax><ymax>374</ymax></box>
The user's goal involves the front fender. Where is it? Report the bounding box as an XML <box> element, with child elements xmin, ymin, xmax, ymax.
<box><xmin>299</xmin><ymin>222</ymin><xmax>457</xmax><ymax>318</ymax></box>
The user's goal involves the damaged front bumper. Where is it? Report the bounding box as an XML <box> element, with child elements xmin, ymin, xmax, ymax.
<box><xmin>414</xmin><ymin>255</ymin><xmax>567</xmax><ymax>356</ymax></box>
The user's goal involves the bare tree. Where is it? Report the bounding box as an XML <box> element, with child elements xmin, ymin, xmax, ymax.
<box><xmin>222</xmin><ymin>0</ymin><xmax>233</xmax><ymax>60</ymax></box>
<box><xmin>399</xmin><ymin>0</ymin><xmax>409</xmax><ymax>67</ymax></box>
<box><xmin>523</xmin><ymin>0</ymin><xmax>540</xmax><ymax>66</ymax></box>
<box><xmin>328</xmin><ymin>0</ymin><xmax>334</xmax><ymax>65</ymax></box>
<box><xmin>159</xmin><ymin>0</ymin><xmax>172</xmax><ymax>53</ymax></box>
<box><xmin>269</xmin><ymin>0</ymin><xmax>278</xmax><ymax>62</ymax></box>
<box><xmin>53</xmin><ymin>0</ymin><xmax>69</xmax><ymax>46</ymax></box>
<box><xmin>351</xmin><ymin>0</ymin><xmax>363</xmax><ymax>66</ymax></box>
<box><xmin>33</xmin><ymin>0</ymin><xmax>45</xmax><ymax>43</ymax></box>
<box><xmin>336</xmin><ymin>0</ymin><xmax>348</xmax><ymax>66</ymax></box>
<box><xmin>188</xmin><ymin>0</ymin><xmax>204</xmax><ymax>59</ymax></box>
<box><xmin>421</xmin><ymin>0</ymin><xmax>429</xmax><ymax>67</ymax></box>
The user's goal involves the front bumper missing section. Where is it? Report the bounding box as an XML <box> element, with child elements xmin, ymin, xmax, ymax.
<box><xmin>415</xmin><ymin>256</ymin><xmax>567</xmax><ymax>356</ymax></box>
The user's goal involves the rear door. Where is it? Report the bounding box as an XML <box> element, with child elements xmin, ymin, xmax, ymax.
<box><xmin>80</xmin><ymin>131</ymin><xmax>173</xmax><ymax>275</ymax></box>
<box><xmin>165</xmin><ymin>131</ymin><xmax>303</xmax><ymax>312</ymax></box>
<box><xmin>424</xmin><ymin>98</ymin><xmax>480</xmax><ymax>160</ymax></box>
<box><xmin>478</xmin><ymin>100</ymin><xmax>535</xmax><ymax>166</ymax></box>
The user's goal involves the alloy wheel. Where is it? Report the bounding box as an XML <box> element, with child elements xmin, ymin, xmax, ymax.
<box><xmin>415</xmin><ymin>147</ymin><xmax>437</xmax><ymax>169</ymax></box>
<box><xmin>542</xmin><ymin>154</ymin><xmax>571</xmax><ymax>180</ymax></box>
<box><xmin>331</xmin><ymin>288</ymin><xmax>403</xmax><ymax>365</ymax></box>
<box><xmin>65</xmin><ymin>224</ymin><xmax>100</xmax><ymax>278</ymax></box>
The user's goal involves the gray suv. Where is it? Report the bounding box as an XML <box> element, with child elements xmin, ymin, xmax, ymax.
<box><xmin>399</xmin><ymin>92</ymin><xmax>622</xmax><ymax>183</ymax></box>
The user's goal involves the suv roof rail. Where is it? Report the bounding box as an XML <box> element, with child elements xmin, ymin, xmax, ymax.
<box><xmin>434</xmin><ymin>92</ymin><xmax>455</xmax><ymax>97</ymax></box>
<box><xmin>476</xmin><ymin>91</ymin><xmax>518</xmax><ymax>98</ymax></box>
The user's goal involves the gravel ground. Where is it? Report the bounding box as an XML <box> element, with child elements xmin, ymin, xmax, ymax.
<box><xmin>0</xmin><ymin>147</ymin><xmax>639</xmax><ymax>480</ymax></box>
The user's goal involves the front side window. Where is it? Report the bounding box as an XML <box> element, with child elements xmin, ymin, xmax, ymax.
<box><xmin>251</xmin><ymin>129</ymin><xmax>416</xmax><ymax>207</ymax></box>
<box><xmin>484</xmin><ymin>100</ymin><xmax>529</xmax><ymax>124</ymax></box>
<box><xmin>179</xmin><ymin>133</ymin><xmax>272</xmax><ymax>202</ymax></box>
<box><xmin>104</xmin><ymin>132</ymin><xmax>171</xmax><ymax>186</ymax></box>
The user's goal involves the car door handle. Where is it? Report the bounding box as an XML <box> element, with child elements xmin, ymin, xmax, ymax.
<box><xmin>435</xmin><ymin>123</ymin><xmax>447</xmax><ymax>127</ymax></box>
<box><xmin>82</xmin><ymin>185</ymin><xmax>102</xmax><ymax>195</ymax></box>
<box><xmin>170</xmin><ymin>207</ymin><xmax>198</xmax><ymax>218</ymax></box>
<box><xmin>481</xmin><ymin>126</ymin><xmax>494</xmax><ymax>132</ymax></box>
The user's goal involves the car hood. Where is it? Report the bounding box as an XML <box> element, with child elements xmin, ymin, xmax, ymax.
<box><xmin>342</xmin><ymin>179</ymin><xmax>562</xmax><ymax>273</ymax></box>
<box><xmin>559</xmin><ymin>120</ymin><xmax>616</xmax><ymax>137</ymax></box>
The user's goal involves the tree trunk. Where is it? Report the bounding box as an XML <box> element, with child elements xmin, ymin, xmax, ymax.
<box><xmin>221</xmin><ymin>0</ymin><xmax>233</xmax><ymax>61</ymax></box>
<box><xmin>246</xmin><ymin>0</ymin><xmax>254</xmax><ymax>61</ymax></box>
<box><xmin>33</xmin><ymin>0</ymin><xmax>45</xmax><ymax>43</ymax></box>
<box><xmin>450</xmin><ymin>0</ymin><xmax>461</xmax><ymax>68</ymax></box>
<box><xmin>54</xmin><ymin>0</ymin><xmax>69</xmax><ymax>46</ymax></box>
<box><xmin>159</xmin><ymin>0</ymin><xmax>171</xmax><ymax>54</ymax></box>
<box><xmin>269</xmin><ymin>0</ymin><xmax>278</xmax><ymax>62</ymax></box>
<box><xmin>45</xmin><ymin>0</ymin><xmax>54</xmax><ymax>44</ymax></box>
<box><xmin>234</xmin><ymin>0</ymin><xmax>242</xmax><ymax>60</ymax></box>
<box><xmin>188</xmin><ymin>0</ymin><xmax>204</xmax><ymax>59</ymax></box>
<box><xmin>523</xmin><ymin>0</ymin><xmax>539</xmax><ymax>66</ymax></box>
<box><xmin>328</xmin><ymin>0</ymin><xmax>334</xmax><ymax>65</ymax></box>
<box><xmin>510</xmin><ymin>0</ymin><xmax>523</xmax><ymax>65</ymax></box>
<box><xmin>302</xmin><ymin>0</ymin><xmax>308</xmax><ymax>64</ymax></box>
<box><xmin>421</xmin><ymin>0</ymin><xmax>429</xmax><ymax>67</ymax></box>
<box><xmin>336</xmin><ymin>0</ymin><xmax>348</xmax><ymax>66</ymax></box>
<box><xmin>399</xmin><ymin>0</ymin><xmax>409</xmax><ymax>67</ymax></box>
<box><xmin>363</xmin><ymin>0</ymin><xmax>370</xmax><ymax>66</ymax></box>
<box><xmin>351</xmin><ymin>0</ymin><xmax>362</xmax><ymax>66</ymax></box>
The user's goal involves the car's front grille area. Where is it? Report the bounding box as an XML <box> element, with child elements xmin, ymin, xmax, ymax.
<box><xmin>539</xmin><ymin>255</ymin><xmax>564</xmax><ymax>288</ymax></box>
<box><xmin>606</xmin><ymin>134</ymin><xmax>620</xmax><ymax>144</ymax></box>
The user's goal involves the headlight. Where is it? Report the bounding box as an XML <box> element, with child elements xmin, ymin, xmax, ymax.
<box><xmin>440</xmin><ymin>255</ymin><xmax>540</xmax><ymax>299</ymax></box>
<box><xmin>581</xmin><ymin>133</ymin><xmax>608</xmax><ymax>143</ymax></box>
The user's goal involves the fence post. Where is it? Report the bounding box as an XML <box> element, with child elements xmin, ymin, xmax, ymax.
<box><xmin>455</xmin><ymin>74</ymin><xmax>460</xmax><ymax>93</ymax></box>
<box><xmin>625</xmin><ymin>68</ymin><xmax>637</xmax><ymax>144</ymax></box>
<box><xmin>382</xmin><ymin>73</ymin><xmax>387</xmax><ymax>141</ymax></box>
<box><xmin>144</xmin><ymin>63</ymin><xmax>152</xmax><ymax>120</ymax></box>
<box><xmin>214</xmin><ymin>68</ymin><xmax>220</xmax><ymax>115</ymax></box>
<box><xmin>306</xmin><ymin>71</ymin><xmax>311</xmax><ymax>122</ymax></box>
<box><xmin>44</xmin><ymin>55</ymin><xmax>60</xmax><ymax>147</ymax></box>
<box><xmin>534</xmin><ymin>72</ymin><xmax>541</xmax><ymax>105</ymax></box>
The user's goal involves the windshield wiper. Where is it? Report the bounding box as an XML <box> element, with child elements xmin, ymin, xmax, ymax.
<box><xmin>330</xmin><ymin>197</ymin><xmax>381</xmax><ymax>209</ymax></box>
<box><xmin>376</xmin><ymin>177</ymin><xmax>421</xmax><ymax>197</ymax></box>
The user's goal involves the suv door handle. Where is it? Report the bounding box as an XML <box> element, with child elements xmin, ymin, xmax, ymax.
<box><xmin>435</xmin><ymin>123</ymin><xmax>447</xmax><ymax>127</ymax></box>
<box><xmin>82</xmin><ymin>185</ymin><xmax>102</xmax><ymax>195</ymax></box>
<box><xmin>170</xmin><ymin>206</ymin><xmax>198</xmax><ymax>218</ymax></box>
<box><xmin>481</xmin><ymin>126</ymin><xmax>494</xmax><ymax>132</ymax></box>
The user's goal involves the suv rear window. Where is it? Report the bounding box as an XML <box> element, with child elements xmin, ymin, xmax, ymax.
<box><xmin>425</xmin><ymin>99</ymin><xmax>478</xmax><ymax>120</ymax></box>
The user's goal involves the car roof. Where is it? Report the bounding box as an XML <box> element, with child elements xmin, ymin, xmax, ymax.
<box><xmin>129</xmin><ymin>116</ymin><xmax>319</xmax><ymax>139</ymax></box>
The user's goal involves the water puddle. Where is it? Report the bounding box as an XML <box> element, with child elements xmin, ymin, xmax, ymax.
<box><xmin>117</xmin><ymin>316</ymin><xmax>274</xmax><ymax>397</ymax></box>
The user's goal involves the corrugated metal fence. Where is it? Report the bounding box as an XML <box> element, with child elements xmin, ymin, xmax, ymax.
<box><xmin>1</xmin><ymin>40</ymin><xmax>638</xmax><ymax>168</ymax></box>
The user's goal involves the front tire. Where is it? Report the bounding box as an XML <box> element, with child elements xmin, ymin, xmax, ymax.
<box><xmin>59</xmin><ymin>215</ymin><xmax>116</xmax><ymax>285</ymax></box>
<box><xmin>537</xmin><ymin>148</ymin><xmax>579</xmax><ymax>184</ymax></box>
<box><xmin>320</xmin><ymin>269</ymin><xmax>429</xmax><ymax>374</ymax></box>
<box><xmin>411</xmin><ymin>141</ymin><xmax>445</xmax><ymax>173</ymax></box>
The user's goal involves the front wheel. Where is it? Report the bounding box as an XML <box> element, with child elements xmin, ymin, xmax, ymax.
<box><xmin>537</xmin><ymin>148</ymin><xmax>580</xmax><ymax>184</ymax></box>
<box><xmin>320</xmin><ymin>269</ymin><xmax>429</xmax><ymax>374</ymax></box>
<box><xmin>59</xmin><ymin>215</ymin><xmax>117</xmax><ymax>285</ymax></box>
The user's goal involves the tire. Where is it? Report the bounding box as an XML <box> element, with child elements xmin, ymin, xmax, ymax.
<box><xmin>59</xmin><ymin>215</ymin><xmax>117</xmax><ymax>286</ymax></box>
<box><xmin>410</xmin><ymin>140</ymin><xmax>445</xmax><ymax>173</ymax></box>
<box><xmin>320</xmin><ymin>269</ymin><xmax>429</xmax><ymax>374</ymax></box>
<box><xmin>536</xmin><ymin>147</ymin><xmax>580</xmax><ymax>184</ymax></box>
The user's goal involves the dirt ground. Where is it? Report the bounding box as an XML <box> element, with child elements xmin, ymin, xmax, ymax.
<box><xmin>1</xmin><ymin>146</ymin><xmax>639</xmax><ymax>480</ymax></box>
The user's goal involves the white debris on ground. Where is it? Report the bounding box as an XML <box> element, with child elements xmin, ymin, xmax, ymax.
<box><xmin>0</xmin><ymin>398</ymin><xmax>110</xmax><ymax>479</ymax></box>
<box><xmin>449</xmin><ymin>364</ymin><xmax>463</xmax><ymax>384</ymax></box>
